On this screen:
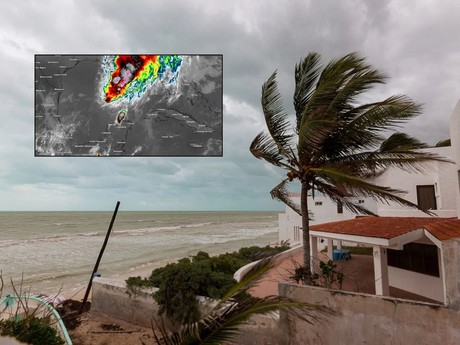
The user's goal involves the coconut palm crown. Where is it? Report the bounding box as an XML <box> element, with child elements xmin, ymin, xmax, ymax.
<box><xmin>250</xmin><ymin>52</ymin><xmax>449</xmax><ymax>282</ymax></box>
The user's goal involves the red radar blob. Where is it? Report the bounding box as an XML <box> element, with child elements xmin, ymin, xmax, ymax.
<box><xmin>104</xmin><ymin>55</ymin><xmax>158</xmax><ymax>103</ymax></box>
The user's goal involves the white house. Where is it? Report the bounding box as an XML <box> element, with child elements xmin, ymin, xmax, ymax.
<box><xmin>278</xmin><ymin>99</ymin><xmax>460</xmax><ymax>306</ymax></box>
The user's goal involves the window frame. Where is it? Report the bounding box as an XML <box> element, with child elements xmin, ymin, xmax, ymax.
<box><xmin>416</xmin><ymin>185</ymin><xmax>437</xmax><ymax>210</ymax></box>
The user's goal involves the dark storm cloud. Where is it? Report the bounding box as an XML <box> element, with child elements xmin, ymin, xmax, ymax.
<box><xmin>0</xmin><ymin>0</ymin><xmax>459</xmax><ymax>210</ymax></box>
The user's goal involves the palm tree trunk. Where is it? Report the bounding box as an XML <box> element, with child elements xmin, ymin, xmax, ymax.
<box><xmin>301</xmin><ymin>181</ymin><xmax>312</xmax><ymax>284</ymax></box>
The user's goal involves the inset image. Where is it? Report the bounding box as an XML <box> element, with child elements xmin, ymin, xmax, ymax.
<box><xmin>35</xmin><ymin>54</ymin><xmax>223</xmax><ymax>157</ymax></box>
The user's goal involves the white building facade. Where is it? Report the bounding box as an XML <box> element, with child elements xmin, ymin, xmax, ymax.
<box><xmin>277</xmin><ymin>100</ymin><xmax>460</xmax><ymax>305</ymax></box>
<box><xmin>279</xmin><ymin>100</ymin><xmax>460</xmax><ymax>244</ymax></box>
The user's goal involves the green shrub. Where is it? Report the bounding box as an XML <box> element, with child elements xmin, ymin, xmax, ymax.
<box><xmin>125</xmin><ymin>276</ymin><xmax>151</xmax><ymax>297</ymax></box>
<box><xmin>0</xmin><ymin>317</ymin><xmax>65</xmax><ymax>345</ymax></box>
<box><xmin>153</xmin><ymin>259</ymin><xmax>209</xmax><ymax>324</ymax></box>
<box><xmin>127</xmin><ymin>244</ymin><xmax>290</xmax><ymax>325</ymax></box>
<box><xmin>238</xmin><ymin>243</ymin><xmax>289</xmax><ymax>261</ymax></box>
<box><xmin>208</xmin><ymin>253</ymin><xmax>249</xmax><ymax>275</ymax></box>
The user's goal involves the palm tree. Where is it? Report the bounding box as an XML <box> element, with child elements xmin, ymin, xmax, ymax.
<box><xmin>250</xmin><ymin>52</ymin><xmax>448</xmax><ymax>283</ymax></box>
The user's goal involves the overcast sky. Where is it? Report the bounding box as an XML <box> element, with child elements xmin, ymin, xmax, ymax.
<box><xmin>0</xmin><ymin>0</ymin><xmax>459</xmax><ymax>211</ymax></box>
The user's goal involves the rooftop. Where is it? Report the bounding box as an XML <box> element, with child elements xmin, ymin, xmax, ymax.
<box><xmin>309</xmin><ymin>216</ymin><xmax>460</xmax><ymax>240</ymax></box>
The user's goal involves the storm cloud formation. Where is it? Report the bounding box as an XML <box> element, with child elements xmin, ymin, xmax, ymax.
<box><xmin>0</xmin><ymin>0</ymin><xmax>459</xmax><ymax>210</ymax></box>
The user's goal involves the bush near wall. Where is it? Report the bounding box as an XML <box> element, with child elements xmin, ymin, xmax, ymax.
<box><xmin>126</xmin><ymin>244</ymin><xmax>290</xmax><ymax>325</ymax></box>
<box><xmin>0</xmin><ymin>317</ymin><xmax>65</xmax><ymax>345</ymax></box>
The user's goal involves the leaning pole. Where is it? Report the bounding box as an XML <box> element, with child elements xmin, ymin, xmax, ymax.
<box><xmin>79</xmin><ymin>201</ymin><xmax>120</xmax><ymax>314</ymax></box>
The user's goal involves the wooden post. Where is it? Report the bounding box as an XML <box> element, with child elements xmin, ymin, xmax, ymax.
<box><xmin>79</xmin><ymin>201</ymin><xmax>120</xmax><ymax>314</ymax></box>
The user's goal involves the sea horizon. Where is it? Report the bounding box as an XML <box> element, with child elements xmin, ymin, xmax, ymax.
<box><xmin>0</xmin><ymin>210</ymin><xmax>280</xmax><ymax>296</ymax></box>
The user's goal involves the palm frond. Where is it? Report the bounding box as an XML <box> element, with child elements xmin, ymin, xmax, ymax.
<box><xmin>314</xmin><ymin>95</ymin><xmax>422</xmax><ymax>160</ymax></box>
<box><xmin>379</xmin><ymin>132</ymin><xmax>428</xmax><ymax>152</ymax></box>
<box><xmin>327</xmin><ymin>150</ymin><xmax>452</xmax><ymax>177</ymax></box>
<box><xmin>297</xmin><ymin>117</ymin><xmax>338</xmax><ymax>161</ymax></box>
<box><xmin>316</xmin><ymin>181</ymin><xmax>376</xmax><ymax>216</ymax></box>
<box><xmin>305</xmin><ymin>53</ymin><xmax>385</xmax><ymax>117</ymax></box>
<box><xmin>294</xmin><ymin>52</ymin><xmax>322</xmax><ymax>130</ymax></box>
<box><xmin>261</xmin><ymin>71</ymin><xmax>293</xmax><ymax>151</ymax></box>
<box><xmin>249</xmin><ymin>131</ymin><xmax>286</xmax><ymax>167</ymax></box>
<box><xmin>311</xmin><ymin>167</ymin><xmax>436</xmax><ymax>214</ymax></box>
<box><xmin>324</xmin><ymin>55</ymin><xmax>387</xmax><ymax>118</ymax></box>
<box><xmin>270</xmin><ymin>179</ymin><xmax>301</xmax><ymax>215</ymax></box>
<box><xmin>435</xmin><ymin>138</ymin><xmax>451</xmax><ymax>147</ymax></box>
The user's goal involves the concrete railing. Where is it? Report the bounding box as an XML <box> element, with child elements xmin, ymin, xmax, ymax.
<box><xmin>233</xmin><ymin>244</ymin><xmax>302</xmax><ymax>282</ymax></box>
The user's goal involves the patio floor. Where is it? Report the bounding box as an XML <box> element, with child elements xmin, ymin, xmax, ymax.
<box><xmin>251</xmin><ymin>246</ymin><xmax>441</xmax><ymax>304</ymax></box>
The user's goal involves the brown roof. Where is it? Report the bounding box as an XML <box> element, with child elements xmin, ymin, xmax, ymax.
<box><xmin>424</xmin><ymin>219</ymin><xmax>460</xmax><ymax>240</ymax></box>
<box><xmin>310</xmin><ymin>216</ymin><xmax>460</xmax><ymax>240</ymax></box>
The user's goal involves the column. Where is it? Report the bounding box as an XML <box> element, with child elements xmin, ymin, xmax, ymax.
<box><xmin>327</xmin><ymin>238</ymin><xmax>334</xmax><ymax>260</ymax></box>
<box><xmin>310</xmin><ymin>235</ymin><xmax>318</xmax><ymax>274</ymax></box>
<box><xmin>373</xmin><ymin>245</ymin><xmax>389</xmax><ymax>296</ymax></box>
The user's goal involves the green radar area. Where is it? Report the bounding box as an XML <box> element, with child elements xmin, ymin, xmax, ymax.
<box><xmin>34</xmin><ymin>54</ymin><xmax>223</xmax><ymax>157</ymax></box>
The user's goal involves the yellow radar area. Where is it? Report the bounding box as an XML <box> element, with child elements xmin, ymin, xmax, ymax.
<box><xmin>115</xmin><ymin>109</ymin><xmax>127</xmax><ymax>126</ymax></box>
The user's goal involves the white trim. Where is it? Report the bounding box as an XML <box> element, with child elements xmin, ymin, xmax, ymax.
<box><xmin>373</xmin><ymin>245</ymin><xmax>389</xmax><ymax>296</ymax></box>
<box><xmin>387</xmin><ymin>229</ymin><xmax>424</xmax><ymax>248</ymax></box>
<box><xmin>310</xmin><ymin>230</ymin><xmax>388</xmax><ymax>246</ymax></box>
<box><xmin>423</xmin><ymin>230</ymin><xmax>443</xmax><ymax>248</ymax></box>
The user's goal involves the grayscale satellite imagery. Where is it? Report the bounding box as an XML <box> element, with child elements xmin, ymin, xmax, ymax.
<box><xmin>35</xmin><ymin>55</ymin><xmax>223</xmax><ymax>157</ymax></box>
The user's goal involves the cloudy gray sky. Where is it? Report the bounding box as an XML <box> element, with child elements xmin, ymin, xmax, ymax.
<box><xmin>0</xmin><ymin>0</ymin><xmax>459</xmax><ymax>211</ymax></box>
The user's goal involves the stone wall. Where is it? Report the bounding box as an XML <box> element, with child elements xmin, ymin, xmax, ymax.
<box><xmin>279</xmin><ymin>282</ymin><xmax>460</xmax><ymax>345</ymax></box>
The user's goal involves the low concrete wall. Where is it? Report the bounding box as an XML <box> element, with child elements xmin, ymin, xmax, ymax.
<box><xmin>91</xmin><ymin>278</ymin><xmax>283</xmax><ymax>343</ymax></box>
<box><xmin>279</xmin><ymin>282</ymin><xmax>460</xmax><ymax>345</ymax></box>
<box><xmin>232</xmin><ymin>313</ymin><xmax>282</xmax><ymax>345</ymax></box>
<box><xmin>91</xmin><ymin>277</ymin><xmax>163</xmax><ymax>328</ymax></box>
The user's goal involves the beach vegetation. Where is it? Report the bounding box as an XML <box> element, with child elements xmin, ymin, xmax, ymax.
<box><xmin>290</xmin><ymin>259</ymin><xmax>344</xmax><ymax>289</ymax></box>
<box><xmin>126</xmin><ymin>244</ymin><xmax>290</xmax><ymax>325</ymax></box>
<box><xmin>0</xmin><ymin>277</ymin><xmax>66</xmax><ymax>345</ymax></box>
<box><xmin>151</xmin><ymin>257</ymin><xmax>332</xmax><ymax>345</ymax></box>
<box><xmin>250</xmin><ymin>51</ymin><xmax>449</xmax><ymax>283</ymax></box>
<box><xmin>0</xmin><ymin>317</ymin><xmax>65</xmax><ymax>345</ymax></box>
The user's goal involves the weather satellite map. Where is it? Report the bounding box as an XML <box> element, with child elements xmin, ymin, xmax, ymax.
<box><xmin>35</xmin><ymin>55</ymin><xmax>223</xmax><ymax>156</ymax></box>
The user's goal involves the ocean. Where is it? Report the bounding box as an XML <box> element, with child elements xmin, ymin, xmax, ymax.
<box><xmin>0</xmin><ymin>211</ymin><xmax>279</xmax><ymax>296</ymax></box>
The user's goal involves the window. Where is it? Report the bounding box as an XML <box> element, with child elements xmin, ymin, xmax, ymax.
<box><xmin>337</xmin><ymin>201</ymin><xmax>343</xmax><ymax>214</ymax></box>
<box><xmin>387</xmin><ymin>243</ymin><xmax>439</xmax><ymax>277</ymax></box>
<box><xmin>416</xmin><ymin>185</ymin><xmax>437</xmax><ymax>210</ymax></box>
<box><xmin>315</xmin><ymin>201</ymin><xmax>322</xmax><ymax>206</ymax></box>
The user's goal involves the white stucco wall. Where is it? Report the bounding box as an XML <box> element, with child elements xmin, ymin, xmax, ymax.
<box><xmin>388</xmin><ymin>266</ymin><xmax>444</xmax><ymax>302</ymax></box>
<box><xmin>372</xmin><ymin>146</ymin><xmax>458</xmax><ymax>217</ymax></box>
<box><xmin>278</xmin><ymin>193</ymin><xmax>370</xmax><ymax>244</ymax></box>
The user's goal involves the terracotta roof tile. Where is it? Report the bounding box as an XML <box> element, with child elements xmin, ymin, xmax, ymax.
<box><xmin>310</xmin><ymin>216</ymin><xmax>460</xmax><ymax>240</ymax></box>
<box><xmin>424</xmin><ymin>220</ymin><xmax>460</xmax><ymax>240</ymax></box>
